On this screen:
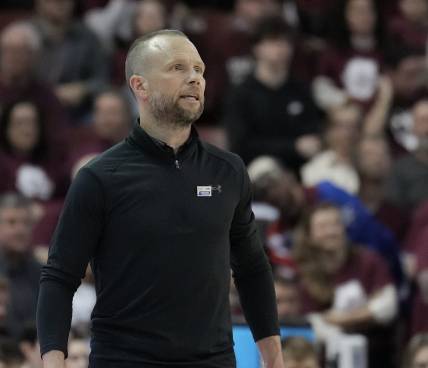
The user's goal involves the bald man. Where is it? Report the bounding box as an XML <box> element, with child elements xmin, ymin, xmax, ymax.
<box><xmin>37</xmin><ymin>30</ymin><xmax>283</xmax><ymax>368</ymax></box>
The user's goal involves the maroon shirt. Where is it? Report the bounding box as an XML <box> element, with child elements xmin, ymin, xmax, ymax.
<box><xmin>0</xmin><ymin>151</ymin><xmax>69</xmax><ymax>199</ymax></box>
<box><xmin>298</xmin><ymin>246</ymin><xmax>392</xmax><ymax>313</ymax></box>
<box><xmin>317</xmin><ymin>46</ymin><xmax>384</xmax><ymax>108</ymax></box>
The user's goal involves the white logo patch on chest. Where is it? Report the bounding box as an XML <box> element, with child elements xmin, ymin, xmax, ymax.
<box><xmin>197</xmin><ymin>186</ymin><xmax>212</xmax><ymax>197</ymax></box>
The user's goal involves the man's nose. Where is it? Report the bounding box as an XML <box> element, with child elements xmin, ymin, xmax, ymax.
<box><xmin>187</xmin><ymin>70</ymin><xmax>203</xmax><ymax>85</ymax></box>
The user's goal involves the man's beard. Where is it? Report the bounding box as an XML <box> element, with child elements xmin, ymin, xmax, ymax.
<box><xmin>148</xmin><ymin>92</ymin><xmax>204</xmax><ymax>128</ymax></box>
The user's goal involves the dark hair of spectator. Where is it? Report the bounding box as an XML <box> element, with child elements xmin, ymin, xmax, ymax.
<box><xmin>252</xmin><ymin>16</ymin><xmax>294</xmax><ymax>46</ymax></box>
<box><xmin>281</xmin><ymin>336</ymin><xmax>318</xmax><ymax>361</ymax></box>
<box><xmin>0</xmin><ymin>99</ymin><xmax>48</xmax><ymax>161</ymax></box>
<box><xmin>327</xmin><ymin>0</ymin><xmax>385</xmax><ymax>50</ymax></box>
<box><xmin>402</xmin><ymin>333</ymin><xmax>428</xmax><ymax>368</ymax></box>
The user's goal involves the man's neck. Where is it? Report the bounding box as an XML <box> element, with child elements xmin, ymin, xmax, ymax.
<box><xmin>254</xmin><ymin>63</ymin><xmax>288</xmax><ymax>89</ymax></box>
<box><xmin>139</xmin><ymin>115</ymin><xmax>191</xmax><ymax>153</ymax></box>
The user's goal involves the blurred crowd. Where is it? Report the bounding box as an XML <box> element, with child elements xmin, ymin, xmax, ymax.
<box><xmin>0</xmin><ymin>0</ymin><xmax>427</xmax><ymax>367</ymax></box>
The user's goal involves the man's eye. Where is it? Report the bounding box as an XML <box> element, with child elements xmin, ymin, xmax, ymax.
<box><xmin>174</xmin><ymin>64</ymin><xmax>184</xmax><ymax>70</ymax></box>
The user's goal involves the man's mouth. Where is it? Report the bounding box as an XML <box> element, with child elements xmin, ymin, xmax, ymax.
<box><xmin>180</xmin><ymin>94</ymin><xmax>199</xmax><ymax>102</ymax></box>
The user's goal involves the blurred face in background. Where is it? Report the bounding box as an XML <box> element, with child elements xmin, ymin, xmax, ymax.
<box><xmin>309</xmin><ymin>207</ymin><xmax>347</xmax><ymax>273</ymax></box>
<box><xmin>0</xmin><ymin>28</ymin><xmax>36</xmax><ymax>81</ymax></box>
<box><xmin>392</xmin><ymin>55</ymin><xmax>426</xmax><ymax>99</ymax></box>
<box><xmin>345</xmin><ymin>0</ymin><xmax>376</xmax><ymax>36</ymax></box>
<box><xmin>6</xmin><ymin>102</ymin><xmax>40</xmax><ymax>155</ymax></box>
<box><xmin>357</xmin><ymin>137</ymin><xmax>392</xmax><ymax>180</ymax></box>
<box><xmin>93</xmin><ymin>93</ymin><xmax>130</xmax><ymax>143</ymax></box>
<box><xmin>36</xmin><ymin>0</ymin><xmax>74</xmax><ymax>25</ymax></box>
<box><xmin>236</xmin><ymin>0</ymin><xmax>281</xmax><ymax>25</ymax></box>
<box><xmin>264</xmin><ymin>172</ymin><xmax>304</xmax><ymax>222</ymax></box>
<box><xmin>275</xmin><ymin>280</ymin><xmax>301</xmax><ymax>320</ymax></box>
<box><xmin>134</xmin><ymin>0</ymin><xmax>166</xmax><ymax>37</ymax></box>
<box><xmin>326</xmin><ymin>105</ymin><xmax>361</xmax><ymax>156</ymax></box>
<box><xmin>66</xmin><ymin>339</ymin><xmax>89</xmax><ymax>368</ymax></box>
<box><xmin>0</xmin><ymin>206</ymin><xmax>32</xmax><ymax>255</ymax></box>
<box><xmin>400</xmin><ymin>0</ymin><xmax>428</xmax><ymax>24</ymax></box>
<box><xmin>254</xmin><ymin>36</ymin><xmax>293</xmax><ymax>71</ymax></box>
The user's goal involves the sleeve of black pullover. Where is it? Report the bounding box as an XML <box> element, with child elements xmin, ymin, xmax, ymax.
<box><xmin>37</xmin><ymin>168</ymin><xmax>105</xmax><ymax>357</ymax></box>
<box><xmin>230</xmin><ymin>158</ymin><xmax>280</xmax><ymax>341</ymax></box>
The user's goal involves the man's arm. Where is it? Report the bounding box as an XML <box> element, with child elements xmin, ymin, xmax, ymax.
<box><xmin>257</xmin><ymin>335</ymin><xmax>284</xmax><ymax>368</ymax></box>
<box><xmin>229</xmin><ymin>158</ymin><xmax>284</xmax><ymax>368</ymax></box>
<box><xmin>41</xmin><ymin>351</ymin><xmax>65</xmax><ymax>368</ymax></box>
<box><xmin>37</xmin><ymin>168</ymin><xmax>105</xmax><ymax>364</ymax></box>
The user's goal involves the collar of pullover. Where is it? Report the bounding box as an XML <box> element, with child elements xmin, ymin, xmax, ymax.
<box><xmin>127</xmin><ymin>119</ymin><xmax>199</xmax><ymax>162</ymax></box>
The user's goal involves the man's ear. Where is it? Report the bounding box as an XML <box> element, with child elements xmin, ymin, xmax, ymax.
<box><xmin>129</xmin><ymin>75</ymin><xmax>149</xmax><ymax>100</ymax></box>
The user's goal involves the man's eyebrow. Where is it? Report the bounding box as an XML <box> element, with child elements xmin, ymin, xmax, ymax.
<box><xmin>166</xmin><ymin>58</ymin><xmax>205</xmax><ymax>69</ymax></box>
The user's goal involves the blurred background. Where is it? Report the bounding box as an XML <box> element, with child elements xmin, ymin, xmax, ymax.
<box><xmin>0</xmin><ymin>0</ymin><xmax>427</xmax><ymax>367</ymax></box>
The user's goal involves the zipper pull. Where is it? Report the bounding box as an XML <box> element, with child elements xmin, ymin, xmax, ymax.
<box><xmin>175</xmin><ymin>159</ymin><xmax>180</xmax><ymax>169</ymax></box>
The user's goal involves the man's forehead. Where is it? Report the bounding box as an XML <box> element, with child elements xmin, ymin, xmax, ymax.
<box><xmin>145</xmin><ymin>35</ymin><xmax>203</xmax><ymax>64</ymax></box>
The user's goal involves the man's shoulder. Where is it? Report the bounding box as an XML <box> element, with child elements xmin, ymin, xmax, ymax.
<box><xmin>200</xmin><ymin>141</ymin><xmax>245</xmax><ymax>175</ymax></box>
<box><xmin>83</xmin><ymin>140</ymin><xmax>132</xmax><ymax>175</ymax></box>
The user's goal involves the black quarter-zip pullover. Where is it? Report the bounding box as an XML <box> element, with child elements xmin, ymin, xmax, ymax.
<box><xmin>37</xmin><ymin>121</ymin><xmax>279</xmax><ymax>367</ymax></box>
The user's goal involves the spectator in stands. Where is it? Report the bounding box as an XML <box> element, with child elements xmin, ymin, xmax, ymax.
<box><xmin>184</xmin><ymin>0</ymin><xmax>282</xmax><ymax>124</ymax></box>
<box><xmin>385</xmin><ymin>47</ymin><xmax>428</xmax><ymax>154</ymax></box>
<box><xmin>386</xmin><ymin>99</ymin><xmax>428</xmax><ymax>209</ymax></box>
<box><xmin>65</xmin><ymin>336</ymin><xmax>89</xmax><ymax>368</ymax></box>
<box><xmin>18</xmin><ymin>323</ymin><xmax>42</xmax><ymax>368</ymax></box>
<box><xmin>111</xmin><ymin>0</ymin><xmax>168</xmax><ymax>85</ymax></box>
<box><xmin>0</xmin><ymin>100</ymin><xmax>69</xmax><ymax>200</ymax></box>
<box><xmin>224</xmin><ymin>16</ymin><xmax>322</xmax><ymax>172</ymax></box>
<box><xmin>274</xmin><ymin>277</ymin><xmax>303</xmax><ymax>323</ymax></box>
<box><xmin>402</xmin><ymin>333</ymin><xmax>428</xmax><ymax>368</ymax></box>
<box><xmin>0</xmin><ymin>22</ymin><xmax>69</xmax><ymax>147</ymax></box>
<box><xmin>388</xmin><ymin>0</ymin><xmax>428</xmax><ymax>52</ymax></box>
<box><xmin>0</xmin><ymin>193</ymin><xmax>40</xmax><ymax>337</ymax></box>
<box><xmin>301</xmin><ymin>103</ymin><xmax>361</xmax><ymax>194</ymax></box>
<box><xmin>281</xmin><ymin>337</ymin><xmax>320</xmax><ymax>368</ymax></box>
<box><xmin>31</xmin><ymin>0</ymin><xmax>108</xmax><ymax>121</ymax></box>
<box><xmin>70</xmin><ymin>89</ymin><xmax>132</xmax><ymax>177</ymax></box>
<box><xmin>294</xmin><ymin>203</ymin><xmax>397</xmax><ymax>368</ymax></box>
<box><xmin>248</xmin><ymin>156</ymin><xmax>403</xmax><ymax>286</ymax></box>
<box><xmin>312</xmin><ymin>0</ymin><xmax>386</xmax><ymax>110</ymax></box>
<box><xmin>356</xmin><ymin>135</ymin><xmax>408</xmax><ymax>241</ymax></box>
